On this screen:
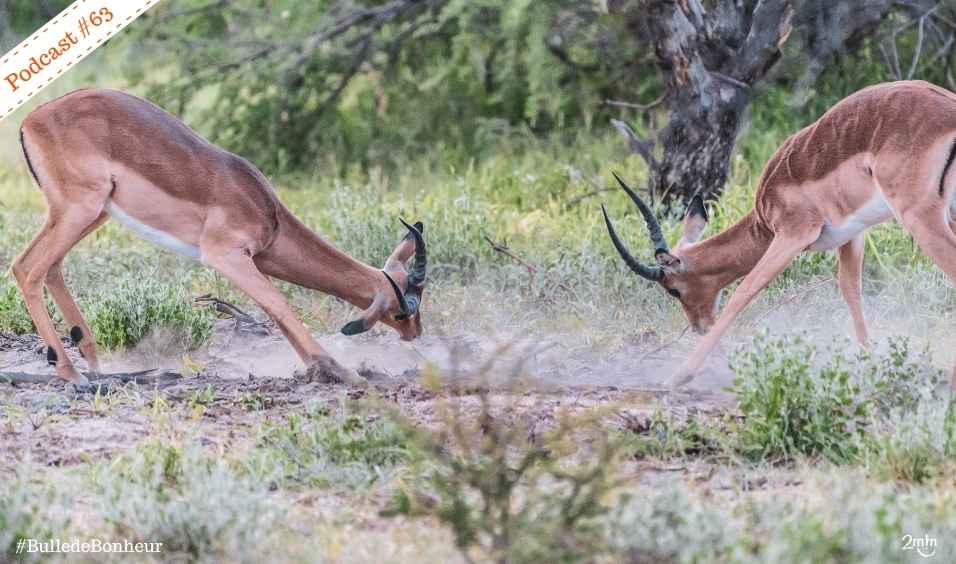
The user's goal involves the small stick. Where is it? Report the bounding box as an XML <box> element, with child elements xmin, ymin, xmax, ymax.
<box><xmin>194</xmin><ymin>294</ymin><xmax>271</xmax><ymax>333</ymax></box>
<box><xmin>748</xmin><ymin>276</ymin><xmax>835</xmax><ymax>327</ymax></box>
<box><xmin>565</xmin><ymin>187</ymin><xmax>616</xmax><ymax>208</ymax></box>
<box><xmin>637</xmin><ymin>325</ymin><xmax>690</xmax><ymax>361</ymax></box>
<box><xmin>603</xmin><ymin>92</ymin><xmax>667</xmax><ymax>111</ymax></box>
<box><xmin>0</xmin><ymin>369</ymin><xmax>181</xmax><ymax>387</ymax></box>
<box><xmin>483</xmin><ymin>235</ymin><xmax>538</xmax><ymax>275</ymax></box>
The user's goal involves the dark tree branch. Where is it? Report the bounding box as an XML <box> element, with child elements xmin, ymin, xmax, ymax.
<box><xmin>610</xmin><ymin>119</ymin><xmax>658</xmax><ymax>171</ymax></box>
<box><xmin>603</xmin><ymin>92</ymin><xmax>667</xmax><ymax>110</ymax></box>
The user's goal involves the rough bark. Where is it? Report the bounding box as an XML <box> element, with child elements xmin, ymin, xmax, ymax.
<box><xmin>613</xmin><ymin>0</ymin><xmax>794</xmax><ymax>210</ymax></box>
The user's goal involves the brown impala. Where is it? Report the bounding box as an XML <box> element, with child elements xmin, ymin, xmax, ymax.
<box><xmin>604</xmin><ymin>80</ymin><xmax>956</xmax><ymax>388</ymax></box>
<box><xmin>14</xmin><ymin>88</ymin><xmax>427</xmax><ymax>387</ymax></box>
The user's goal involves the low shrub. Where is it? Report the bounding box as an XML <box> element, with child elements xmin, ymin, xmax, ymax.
<box><xmin>249</xmin><ymin>403</ymin><xmax>419</xmax><ymax>490</ymax></box>
<box><xmin>384</xmin><ymin>388</ymin><xmax>622</xmax><ymax>564</ymax></box>
<box><xmin>861</xmin><ymin>397</ymin><xmax>956</xmax><ymax>483</ymax></box>
<box><xmin>729</xmin><ymin>333</ymin><xmax>869</xmax><ymax>462</ymax></box>
<box><xmin>0</xmin><ymin>461</ymin><xmax>69</xmax><ymax>562</ymax></box>
<box><xmin>86</xmin><ymin>277</ymin><xmax>213</xmax><ymax>351</ymax></box>
<box><xmin>622</xmin><ymin>410</ymin><xmax>724</xmax><ymax>461</ymax></box>
<box><xmin>93</xmin><ymin>442</ymin><xmax>282</xmax><ymax>562</ymax></box>
<box><xmin>0</xmin><ymin>276</ymin><xmax>49</xmax><ymax>335</ymax></box>
<box><xmin>728</xmin><ymin>334</ymin><xmax>944</xmax><ymax>464</ymax></box>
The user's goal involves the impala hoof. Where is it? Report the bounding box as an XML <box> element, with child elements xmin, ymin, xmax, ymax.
<box><xmin>67</xmin><ymin>373</ymin><xmax>93</xmax><ymax>393</ymax></box>
<box><xmin>296</xmin><ymin>357</ymin><xmax>367</xmax><ymax>387</ymax></box>
<box><xmin>669</xmin><ymin>368</ymin><xmax>695</xmax><ymax>390</ymax></box>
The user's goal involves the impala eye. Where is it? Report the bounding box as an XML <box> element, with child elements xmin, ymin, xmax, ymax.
<box><xmin>667</xmin><ymin>288</ymin><xmax>681</xmax><ymax>299</ymax></box>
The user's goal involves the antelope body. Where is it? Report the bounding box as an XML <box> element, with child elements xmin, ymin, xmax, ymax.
<box><xmin>14</xmin><ymin>88</ymin><xmax>427</xmax><ymax>387</ymax></box>
<box><xmin>604</xmin><ymin>80</ymin><xmax>956</xmax><ymax>387</ymax></box>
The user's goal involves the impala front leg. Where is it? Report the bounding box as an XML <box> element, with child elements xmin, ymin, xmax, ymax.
<box><xmin>671</xmin><ymin>231</ymin><xmax>820</xmax><ymax>388</ymax></box>
<box><xmin>837</xmin><ymin>235</ymin><xmax>869</xmax><ymax>345</ymax></box>
<box><xmin>202</xmin><ymin>249</ymin><xmax>365</xmax><ymax>386</ymax></box>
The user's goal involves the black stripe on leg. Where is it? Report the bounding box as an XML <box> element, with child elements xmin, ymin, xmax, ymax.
<box><xmin>940</xmin><ymin>138</ymin><xmax>956</xmax><ymax>195</ymax></box>
<box><xmin>46</xmin><ymin>346</ymin><xmax>58</xmax><ymax>366</ymax></box>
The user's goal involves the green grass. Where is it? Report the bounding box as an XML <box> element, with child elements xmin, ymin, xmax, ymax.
<box><xmin>246</xmin><ymin>403</ymin><xmax>420</xmax><ymax>490</ymax></box>
<box><xmin>0</xmin><ymin>75</ymin><xmax>946</xmax><ymax>355</ymax></box>
<box><xmin>85</xmin><ymin>277</ymin><xmax>214</xmax><ymax>352</ymax></box>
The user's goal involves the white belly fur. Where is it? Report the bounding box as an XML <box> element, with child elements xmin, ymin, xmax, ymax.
<box><xmin>104</xmin><ymin>199</ymin><xmax>201</xmax><ymax>260</ymax></box>
<box><xmin>809</xmin><ymin>191</ymin><xmax>893</xmax><ymax>251</ymax></box>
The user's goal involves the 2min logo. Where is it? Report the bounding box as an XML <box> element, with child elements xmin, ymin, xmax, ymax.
<box><xmin>902</xmin><ymin>534</ymin><xmax>938</xmax><ymax>558</ymax></box>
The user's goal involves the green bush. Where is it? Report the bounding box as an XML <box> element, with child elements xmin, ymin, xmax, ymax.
<box><xmin>0</xmin><ymin>277</ymin><xmax>38</xmax><ymax>335</ymax></box>
<box><xmin>249</xmin><ymin>404</ymin><xmax>419</xmax><ymax>490</ymax></box>
<box><xmin>730</xmin><ymin>334</ymin><xmax>869</xmax><ymax>463</ymax></box>
<box><xmin>862</xmin><ymin>398</ymin><xmax>956</xmax><ymax>483</ymax></box>
<box><xmin>384</xmin><ymin>389</ymin><xmax>621</xmax><ymax>564</ymax></box>
<box><xmin>94</xmin><ymin>442</ymin><xmax>282</xmax><ymax>562</ymax></box>
<box><xmin>622</xmin><ymin>410</ymin><xmax>724</xmax><ymax>461</ymax></box>
<box><xmin>1</xmin><ymin>462</ymin><xmax>69</xmax><ymax>562</ymax></box>
<box><xmin>730</xmin><ymin>334</ymin><xmax>946</xmax><ymax>465</ymax></box>
<box><xmin>86</xmin><ymin>277</ymin><xmax>213</xmax><ymax>351</ymax></box>
<box><xmin>607</xmin><ymin>487</ymin><xmax>731</xmax><ymax>563</ymax></box>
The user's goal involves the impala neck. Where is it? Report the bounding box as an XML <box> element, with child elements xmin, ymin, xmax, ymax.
<box><xmin>257</xmin><ymin>206</ymin><xmax>386</xmax><ymax>310</ymax></box>
<box><xmin>680</xmin><ymin>211</ymin><xmax>772</xmax><ymax>288</ymax></box>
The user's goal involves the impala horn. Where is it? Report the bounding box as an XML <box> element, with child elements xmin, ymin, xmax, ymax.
<box><xmin>601</xmin><ymin>172</ymin><xmax>666</xmax><ymax>282</ymax></box>
<box><xmin>383</xmin><ymin>270</ymin><xmax>411</xmax><ymax>318</ymax></box>
<box><xmin>397</xmin><ymin>219</ymin><xmax>426</xmax><ymax>317</ymax></box>
<box><xmin>339</xmin><ymin>270</ymin><xmax>412</xmax><ymax>335</ymax></box>
<box><xmin>611</xmin><ymin>171</ymin><xmax>669</xmax><ymax>255</ymax></box>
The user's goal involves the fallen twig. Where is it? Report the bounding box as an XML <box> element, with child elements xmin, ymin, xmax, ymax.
<box><xmin>194</xmin><ymin>294</ymin><xmax>272</xmax><ymax>334</ymax></box>
<box><xmin>564</xmin><ymin>187</ymin><xmax>617</xmax><ymax>208</ymax></box>
<box><xmin>0</xmin><ymin>368</ymin><xmax>182</xmax><ymax>388</ymax></box>
<box><xmin>748</xmin><ymin>277</ymin><xmax>835</xmax><ymax>327</ymax></box>
<box><xmin>483</xmin><ymin>235</ymin><xmax>538</xmax><ymax>275</ymax></box>
<box><xmin>637</xmin><ymin>325</ymin><xmax>690</xmax><ymax>362</ymax></box>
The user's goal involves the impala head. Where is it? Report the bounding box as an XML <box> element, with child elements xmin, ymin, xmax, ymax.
<box><xmin>602</xmin><ymin>172</ymin><xmax>717</xmax><ymax>334</ymax></box>
<box><xmin>341</xmin><ymin>219</ymin><xmax>427</xmax><ymax>341</ymax></box>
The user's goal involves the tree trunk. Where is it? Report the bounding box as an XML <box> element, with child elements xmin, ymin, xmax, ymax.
<box><xmin>651</xmin><ymin>76</ymin><xmax>749</xmax><ymax>207</ymax></box>
<box><xmin>612</xmin><ymin>0</ymin><xmax>793</xmax><ymax>211</ymax></box>
<box><xmin>609</xmin><ymin>0</ymin><xmax>933</xmax><ymax>211</ymax></box>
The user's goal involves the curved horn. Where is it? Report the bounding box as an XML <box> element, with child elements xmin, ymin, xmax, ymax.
<box><xmin>399</xmin><ymin>218</ymin><xmax>427</xmax><ymax>289</ymax></box>
<box><xmin>601</xmin><ymin>204</ymin><xmax>664</xmax><ymax>282</ymax></box>
<box><xmin>611</xmin><ymin>171</ymin><xmax>669</xmax><ymax>255</ymax></box>
<box><xmin>382</xmin><ymin>271</ymin><xmax>410</xmax><ymax>318</ymax></box>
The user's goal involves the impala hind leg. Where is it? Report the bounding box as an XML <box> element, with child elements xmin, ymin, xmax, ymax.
<box><xmin>837</xmin><ymin>235</ymin><xmax>869</xmax><ymax>344</ymax></box>
<box><xmin>898</xmin><ymin>207</ymin><xmax>956</xmax><ymax>389</ymax></box>
<box><xmin>201</xmin><ymin>249</ymin><xmax>364</xmax><ymax>385</ymax></box>
<box><xmin>671</xmin><ymin>231</ymin><xmax>820</xmax><ymax>388</ymax></box>
<box><xmin>11</xmin><ymin>205</ymin><xmax>106</xmax><ymax>384</ymax></box>
<box><xmin>44</xmin><ymin>212</ymin><xmax>109</xmax><ymax>373</ymax></box>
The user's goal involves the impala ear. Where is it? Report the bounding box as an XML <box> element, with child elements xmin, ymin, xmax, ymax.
<box><xmin>340</xmin><ymin>291</ymin><xmax>389</xmax><ymax>336</ymax></box>
<box><xmin>678</xmin><ymin>195</ymin><xmax>708</xmax><ymax>247</ymax></box>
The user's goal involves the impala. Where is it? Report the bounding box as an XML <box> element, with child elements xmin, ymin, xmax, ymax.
<box><xmin>14</xmin><ymin>88</ymin><xmax>427</xmax><ymax>388</ymax></box>
<box><xmin>603</xmin><ymin>80</ymin><xmax>956</xmax><ymax>388</ymax></box>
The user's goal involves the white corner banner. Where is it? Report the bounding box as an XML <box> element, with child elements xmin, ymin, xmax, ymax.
<box><xmin>0</xmin><ymin>0</ymin><xmax>163</xmax><ymax>121</ymax></box>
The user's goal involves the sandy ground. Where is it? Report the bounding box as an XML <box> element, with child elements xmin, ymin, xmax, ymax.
<box><xmin>2</xmin><ymin>275</ymin><xmax>952</xmax><ymax>471</ymax></box>
<box><xmin>0</xmin><ymin>316</ymin><xmax>737</xmax><ymax>472</ymax></box>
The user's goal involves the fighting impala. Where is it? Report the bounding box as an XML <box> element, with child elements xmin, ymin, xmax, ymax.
<box><xmin>603</xmin><ymin>80</ymin><xmax>956</xmax><ymax>388</ymax></box>
<box><xmin>13</xmin><ymin>88</ymin><xmax>426</xmax><ymax>388</ymax></box>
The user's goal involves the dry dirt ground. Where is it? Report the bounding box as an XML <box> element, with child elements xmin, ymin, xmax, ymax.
<box><xmin>2</xmin><ymin>274</ymin><xmax>946</xmax><ymax>472</ymax></box>
<box><xmin>0</xmin><ymin>317</ymin><xmax>736</xmax><ymax>472</ymax></box>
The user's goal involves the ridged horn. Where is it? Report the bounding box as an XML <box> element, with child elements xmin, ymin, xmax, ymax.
<box><xmin>601</xmin><ymin>204</ymin><xmax>664</xmax><ymax>282</ymax></box>
<box><xmin>611</xmin><ymin>171</ymin><xmax>669</xmax><ymax>255</ymax></box>
<box><xmin>382</xmin><ymin>270</ymin><xmax>410</xmax><ymax>318</ymax></box>
<box><xmin>399</xmin><ymin>218</ymin><xmax>426</xmax><ymax>290</ymax></box>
